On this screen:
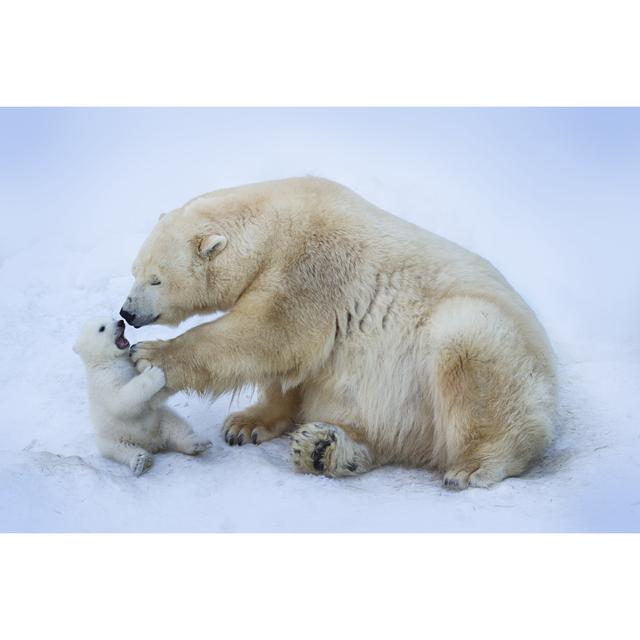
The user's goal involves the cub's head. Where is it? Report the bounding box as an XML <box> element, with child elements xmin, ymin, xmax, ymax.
<box><xmin>120</xmin><ymin>197</ymin><xmax>262</xmax><ymax>328</ymax></box>
<box><xmin>73</xmin><ymin>317</ymin><xmax>131</xmax><ymax>364</ymax></box>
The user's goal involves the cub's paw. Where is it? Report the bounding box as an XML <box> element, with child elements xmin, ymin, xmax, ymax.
<box><xmin>291</xmin><ymin>423</ymin><xmax>371</xmax><ymax>477</ymax></box>
<box><xmin>132</xmin><ymin>356</ymin><xmax>152</xmax><ymax>373</ymax></box>
<box><xmin>183</xmin><ymin>438</ymin><xmax>212</xmax><ymax>455</ymax></box>
<box><xmin>144</xmin><ymin>366</ymin><xmax>166</xmax><ymax>388</ymax></box>
<box><xmin>131</xmin><ymin>452</ymin><xmax>153</xmax><ymax>476</ymax></box>
<box><xmin>130</xmin><ymin>341</ymin><xmax>166</xmax><ymax>373</ymax></box>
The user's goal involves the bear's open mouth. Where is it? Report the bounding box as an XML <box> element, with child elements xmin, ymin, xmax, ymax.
<box><xmin>115</xmin><ymin>326</ymin><xmax>130</xmax><ymax>350</ymax></box>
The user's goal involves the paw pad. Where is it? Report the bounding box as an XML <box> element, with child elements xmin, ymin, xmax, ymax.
<box><xmin>291</xmin><ymin>423</ymin><xmax>368</xmax><ymax>478</ymax></box>
<box><xmin>310</xmin><ymin>438</ymin><xmax>333</xmax><ymax>471</ymax></box>
<box><xmin>132</xmin><ymin>452</ymin><xmax>153</xmax><ymax>476</ymax></box>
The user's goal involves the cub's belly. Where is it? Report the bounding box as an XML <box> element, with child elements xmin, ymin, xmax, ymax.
<box><xmin>95</xmin><ymin>409</ymin><xmax>163</xmax><ymax>449</ymax></box>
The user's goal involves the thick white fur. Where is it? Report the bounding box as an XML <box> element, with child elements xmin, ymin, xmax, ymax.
<box><xmin>123</xmin><ymin>177</ymin><xmax>557</xmax><ymax>488</ymax></box>
<box><xmin>74</xmin><ymin>317</ymin><xmax>210</xmax><ymax>475</ymax></box>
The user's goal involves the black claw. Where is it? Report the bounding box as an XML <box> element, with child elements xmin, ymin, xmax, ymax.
<box><xmin>228</xmin><ymin>434</ymin><xmax>236</xmax><ymax>446</ymax></box>
<box><xmin>251</xmin><ymin>432</ymin><xmax>258</xmax><ymax>445</ymax></box>
<box><xmin>129</xmin><ymin>344</ymin><xmax>138</xmax><ymax>355</ymax></box>
<box><xmin>223</xmin><ymin>429</ymin><xmax>229</xmax><ymax>443</ymax></box>
<box><xmin>237</xmin><ymin>434</ymin><xmax>244</xmax><ymax>446</ymax></box>
<box><xmin>346</xmin><ymin>462</ymin><xmax>357</xmax><ymax>472</ymax></box>
<box><xmin>301</xmin><ymin>430</ymin><xmax>309</xmax><ymax>436</ymax></box>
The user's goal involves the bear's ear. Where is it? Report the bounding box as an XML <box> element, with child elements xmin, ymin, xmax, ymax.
<box><xmin>72</xmin><ymin>341</ymin><xmax>79</xmax><ymax>354</ymax></box>
<box><xmin>158</xmin><ymin>212</ymin><xmax>166</xmax><ymax>221</ymax></box>
<box><xmin>198</xmin><ymin>234</ymin><xmax>227</xmax><ymax>259</ymax></box>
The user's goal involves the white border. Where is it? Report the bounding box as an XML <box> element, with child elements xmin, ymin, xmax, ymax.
<box><xmin>1</xmin><ymin>0</ymin><xmax>639</xmax><ymax>105</ymax></box>
<box><xmin>1</xmin><ymin>534</ymin><xmax>637</xmax><ymax>638</ymax></box>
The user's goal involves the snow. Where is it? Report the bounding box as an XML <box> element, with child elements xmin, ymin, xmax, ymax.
<box><xmin>1</xmin><ymin>108</ymin><xmax>639</xmax><ymax>531</ymax></box>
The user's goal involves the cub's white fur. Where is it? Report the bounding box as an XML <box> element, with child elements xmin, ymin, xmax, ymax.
<box><xmin>74</xmin><ymin>317</ymin><xmax>210</xmax><ymax>475</ymax></box>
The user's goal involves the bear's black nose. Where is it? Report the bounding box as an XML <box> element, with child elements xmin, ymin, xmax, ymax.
<box><xmin>120</xmin><ymin>308</ymin><xmax>136</xmax><ymax>325</ymax></box>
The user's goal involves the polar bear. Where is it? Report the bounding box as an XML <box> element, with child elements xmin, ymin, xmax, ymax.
<box><xmin>74</xmin><ymin>317</ymin><xmax>211</xmax><ymax>475</ymax></box>
<box><xmin>122</xmin><ymin>177</ymin><xmax>557</xmax><ymax>488</ymax></box>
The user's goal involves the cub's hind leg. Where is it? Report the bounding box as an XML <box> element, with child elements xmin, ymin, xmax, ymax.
<box><xmin>97</xmin><ymin>438</ymin><xmax>154</xmax><ymax>476</ymax></box>
<box><xmin>427</xmin><ymin>297</ymin><xmax>555</xmax><ymax>490</ymax></box>
<box><xmin>159</xmin><ymin>409</ymin><xmax>211</xmax><ymax>455</ymax></box>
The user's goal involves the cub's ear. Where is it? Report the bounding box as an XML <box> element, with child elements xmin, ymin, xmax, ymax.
<box><xmin>198</xmin><ymin>234</ymin><xmax>227</xmax><ymax>259</ymax></box>
<box><xmin>72</xmin><ymin>342</ymin><xmax>79</xmax><ymax>354</ymax></box>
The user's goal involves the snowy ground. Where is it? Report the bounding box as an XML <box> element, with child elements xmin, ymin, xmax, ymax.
<box><xmin>1</xmin><ymin>108</ymin><xmax>639</xmax><ymax>531</ymax></box>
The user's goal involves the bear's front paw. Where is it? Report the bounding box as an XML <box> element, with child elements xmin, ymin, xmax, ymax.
<box><xmin>222</xmin><ymin>411</ymin><xmax>291</xmax><ymax>446</ymax></box>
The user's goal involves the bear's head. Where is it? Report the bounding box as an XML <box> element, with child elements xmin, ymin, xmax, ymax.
<box><xmin>120</xmin><ymin>196</ymin><xmax>263</xmax><ymax>327</ymax></box>
<box><xmin>73</xmin><ymin>317</ymin><xmax>131</xmax><ymax>364</ymax></box>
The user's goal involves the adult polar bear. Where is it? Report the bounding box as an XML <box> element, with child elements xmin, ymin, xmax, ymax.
<box><xmin>122</xmin><ymin>177</ymin><xmax>557</xmax><ymax>488</ymax></box>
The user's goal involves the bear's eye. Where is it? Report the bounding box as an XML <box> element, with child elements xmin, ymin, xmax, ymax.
<box><xmin>150</xmin><ymin>277</ymin><xmax>161</xmax><ymax>286</ymax></box>
<box><xmin>99</xmin><ymin>326</ymin><xmax>105</xmax><ymax>332</ymax></box>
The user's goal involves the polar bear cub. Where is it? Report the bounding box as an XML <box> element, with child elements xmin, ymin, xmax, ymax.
<box><xmin>74</xmin><ymin>317</ymin><xmax>211</xmax><ymax>475</ymax></box>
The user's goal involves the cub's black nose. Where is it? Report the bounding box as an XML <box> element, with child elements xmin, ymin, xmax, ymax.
<box><xmin>117</xmin><ymin>319</ymin><xmax>125</xmax><ymax>328</ymax></box>
<box><xmin>120</xmin><ymin>308</ymin><xmax>136</xmax><ymax>325</ymax></box>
